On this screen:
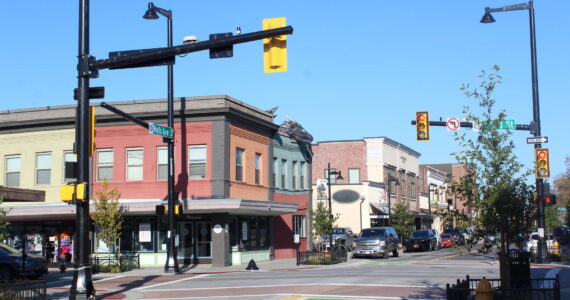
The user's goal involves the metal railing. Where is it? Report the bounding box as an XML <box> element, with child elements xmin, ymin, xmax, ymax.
<box><xmin>297</xmin><ymin>249</ymin><xmax>348</xmax><ymax>265</ymax></box>
<box><xmin>91</xmin><ymin>254</ymin><xmax>140</xmax><ymax>272</ymax></box>
<box><xmin>0</xmin><ymin>280</ymin><xmax>47</xmax><ymax>300</ymax></box>
<box><xmin>446</xmin><ymin>275</ymin><xmax>560</xmax><ymax>300</ymax></box>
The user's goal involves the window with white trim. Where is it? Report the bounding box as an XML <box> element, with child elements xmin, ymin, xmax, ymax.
<box><xmin>235</xmin><ymin>148</ymin><xmax>244</xmax><ymax>182</ymax></box>
<box><xmin>63</xmin><ymin>151</ymin><xmax>77</xmax><ymax>183</ymax></box>
<box><xmin>157</xmin><ymin>147</ymin><xmax>168</xmax><ymax>181</ymax></box>
<box><xmin>189</xmin><ymin>145</ymin><xmax>207</xmax><ymax>179</ymax></box>
<box><xmin>5</xmin><ymin>155</ymin><xmax>21</xmax><ymax>187</ymax></box>
<box><xmin>300</xmin><ymin>162</ymin><xmax>306</xmax><ymax>190</ymax></box>
<box><xmin>126</xmin><ymin>148</ymin><xmax>143</xmax><ymax>181</ymax></box>
<box><xmin>293</xmin><ymin>215</ymin><xmax>307</xmax><ymax>238</ymax></box>
<box><xmin>36</xmin><ymin>152</ymin><xmax>52</xmax><ymax>185</ymax></box>
<box><xmin>292</xmin><ymin>161</ymin><xmax>298</xmax><ymax>190</ymax></box>
<box><xmin>255</xmin><ymin>153</ymin><xmax>261</xmax><ymax>185</ymax></box>
<box><xmin>349</xmin><ymin>168</ymin><xmax>360</xmax><ymax>184</ymax></box>
<box><xmin>97</xmin><ymin>149</ymin><xmax>114</xmax><ymax>181</ymax></box>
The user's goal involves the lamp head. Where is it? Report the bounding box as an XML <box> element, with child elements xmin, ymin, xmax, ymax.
<box><xmin>480</xmin><ymin>7</ymin><xmax>495</xmax><ymax>23</ymax></box>
<box><xmin>336</xmin><ymin>171</ymin><xmax>344</xmax><ymax>181</ymax></box>
<box><xmin>143</xmin><ymin>2</ymin><xmax>159</xmax><ymax>19</ymax></box>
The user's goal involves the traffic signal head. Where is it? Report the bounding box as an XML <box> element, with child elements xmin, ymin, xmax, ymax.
<box><xmin>156</xmin><ymin>204</ymin><xmax>167</xmax><ymax>216</ymax></box>
<box><xmin>535</xmin><ymin>148</ymin><xmax>550</xmax><ymax>179</ymax></box>
<box><xmin>263</xmin><ymin>17</ymin><xmax>287</xmax><ymax>73</ymax></box>
<box><xmin>416</xmin><ymin>111</ymin><xmax>430</xmax><ymax>141</ymax></box>
<box><xmin>60</xmin><ymin>183</ymin><xmax>86</xmax><ymax>203</ymax></box>
<box><xmin>544</xmin><ymin>194</ymin><xmax>557</xmax><ymax>206</ymax></box>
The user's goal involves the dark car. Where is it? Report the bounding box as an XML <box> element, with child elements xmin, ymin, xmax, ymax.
<box><xmin>353</xmin><ymin>227</ymin><xmax>399</xmax><ymax>259</ymax></box>
<box><xmin>0</xmin><ymin>242</ymin><xmax>48</xmax><ymax>281</ymax></box>
<box><xmin>406</xmin><ymin>230</ymin><xmax>438</xmax><ymax>252</ymax></box>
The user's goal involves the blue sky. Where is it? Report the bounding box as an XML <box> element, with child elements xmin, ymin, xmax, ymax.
<box><xmin>2</xmin><ymin>1</ymin><xmax>569</xmax><ymax>182</ymax></box>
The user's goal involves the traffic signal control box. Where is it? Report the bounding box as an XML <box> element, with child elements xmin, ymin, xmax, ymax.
<box><xmin>416</xmin><ymin>111</ymin><xmax>429</xmax><ymax>141</ymax></box>
<box><xmin>535</xmin><ymin>148</ymin><xmax>550</xmax><ymax>179</ymax></box>
<box><xmin>263</xmin><ymin>17</ymin><xmax>287</xmax><ymax>73</ymax></box>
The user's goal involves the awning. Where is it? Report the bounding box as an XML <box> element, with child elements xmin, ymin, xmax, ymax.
<box><xmin>370</xmin><ymin>202</ymin><xmax>390</xmax><ymax>215</ymax></box>
<box><xmin>5</xmin><ymin>198</ymin><xmax>299</xmax><ymax>221</ymax></box>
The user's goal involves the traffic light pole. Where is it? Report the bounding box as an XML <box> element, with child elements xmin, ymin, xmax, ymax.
<box><xmin>70</xmin><ymin>0</ymin><xmax>95</xmax><ymax>298</ymax></box>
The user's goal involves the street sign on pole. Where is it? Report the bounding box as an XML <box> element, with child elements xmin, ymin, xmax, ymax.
<box><xmin>149</xmin><ymin>122</ymin><xmax>173</xmax><ymax>139</ymax></box>
<box><xmin>527</xmin><ymin>136</ymin><xmax>548</xmax><ymax>144</ymax></box>
<box><xmin>446</xmin><ymin>117</ymin><xmax>461</xmax><ymax>131</ymax></box>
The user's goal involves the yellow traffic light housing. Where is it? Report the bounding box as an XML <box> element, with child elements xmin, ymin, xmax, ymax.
<box><xmin>535</xmin><ymin>148</ymin><xmax>550</xmax><ymax>179</ymax></box>
<box><xmin>263</xmin><ymin>17</ymin><xmax>287</xmax><ymax>73</ymax></box>
<box><xmin>416</xmin><ymin>111</ymin><xmax>430</xmax><ymax>141</ymax></box>
<box><xmin>60</xmin><ymin>183</ymin><xmax>86</xmax><ymax>203</ymax></box>
<box><xmin>156</xmin><ymin>204</ymin><xmax>183</xmax><ymax>215</ymax></box>
<box><xmin>174</xmin><ymin>204</ymin><xmax>183</xmax><ymax>215</ymax></box>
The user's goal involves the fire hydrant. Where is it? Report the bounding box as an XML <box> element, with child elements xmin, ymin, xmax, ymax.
<box><xmin>475</xmin><ymin>277</ymin><xmax>495</xmax><ymax>300</ymax></box>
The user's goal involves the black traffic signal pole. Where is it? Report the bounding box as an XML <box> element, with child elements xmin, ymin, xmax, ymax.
<box><xmin>72</xmin><ymin>0</ymin><xmax>293</xmax><ymax>296</ymax></box>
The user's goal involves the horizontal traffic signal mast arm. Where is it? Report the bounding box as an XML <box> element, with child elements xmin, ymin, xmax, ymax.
<box><xmin>90</xmin><ymin>26</ymin><xmax>294</xmax><ymax>71</ymax></box>
<box><xmin>100</xmin><ymin>102</ymin><xmax>150</xmax><ymax>130</ymax></box>
<box><xmin>410</xmin><ymin>120</ymin><xmax>531</xmax><ymax>131</ymax></box>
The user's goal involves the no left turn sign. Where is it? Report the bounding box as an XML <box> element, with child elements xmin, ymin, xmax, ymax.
<box><xmin>446</xmin><ymin>117</ymin><xmax>461</xmax><ymax>131</ymax></box>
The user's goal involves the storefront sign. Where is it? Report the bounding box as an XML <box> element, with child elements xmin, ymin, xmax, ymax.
<box><xmin>139</xmin><ymin>223</ymin><xmax>152</xmax><ymax>242</ymax></box>
<box><xmin>214</xmin><ymin>224</ymin><xmax>223</xmax><ymax>234</ymax></box>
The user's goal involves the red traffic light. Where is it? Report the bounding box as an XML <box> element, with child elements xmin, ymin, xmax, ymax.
<box><xmin>544</xmin><ymin>194</ymin><xmax>557</xmax><ymax>206</ymax></box>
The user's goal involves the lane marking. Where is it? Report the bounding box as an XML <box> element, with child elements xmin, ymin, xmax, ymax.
<box><xmin>141</xmin><ymin>282</ymin><xmax>442</xmax><ymax>292</ymax></box>
<box><xmin>133</xmin><ymin>274</ymin><xmax>211</xmax><ymax>291</ymax></box>
<box><xmin>142</xmin><ymin>294</ymin><xmax>443</xmax><ymax>300</ymax></box>
<box><xmin>94</xmin><ymin>275</ymin><xmax>125</xmax><ymax>282</ymax></box>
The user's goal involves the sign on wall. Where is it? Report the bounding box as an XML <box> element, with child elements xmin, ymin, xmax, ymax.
<box><xmin>139</xmin><ymin>223</ymin><xmax>152</xmax><ymax>243</ymax></box>
<box><xmin>316</xmin><ymin>179</ymin><xmax>328</xmax><ymax>200</ymax></box>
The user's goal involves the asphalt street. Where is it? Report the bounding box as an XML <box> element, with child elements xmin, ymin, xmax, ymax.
<box><xmin>43</xmin><ymin>247</ymin><xmax>570</xmax><ymax>300</ymax></box>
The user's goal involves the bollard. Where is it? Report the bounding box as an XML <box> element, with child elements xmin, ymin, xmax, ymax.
<box><xmin>475</xmin><ymin>277</ymin><xmax>495</xmax><ymax>300</ymax></box>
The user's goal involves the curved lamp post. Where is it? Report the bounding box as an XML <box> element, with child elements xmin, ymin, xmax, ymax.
<box><xmin>143</xmin><ymin>2</ymin><xmax>180</xmax><ymax>273</ymax></box>
<box><xmin>480</xmin><ymin>0</ymin><xmax>546</xmax><ymax>263</ymax></box>
<box><xmin>327</xmin><ymin>163</ymin><xmax>343</xmax><ymax>253</ymax></box>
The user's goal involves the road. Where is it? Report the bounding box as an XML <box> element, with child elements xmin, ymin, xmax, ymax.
<box><xmin>45</xmin><ymin>247</ymin><xmax>569</xmax><ymax>299</ymax></box>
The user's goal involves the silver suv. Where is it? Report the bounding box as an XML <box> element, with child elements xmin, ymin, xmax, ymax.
<box><xmin>353</xmin><ymin>227</ymin><xmax>399</xmax><ymax>258</ymax></box>
<box><xmin>321</xmin><ymin>227</ymin><xmax>356</xmax><ymax>250</ymax></box>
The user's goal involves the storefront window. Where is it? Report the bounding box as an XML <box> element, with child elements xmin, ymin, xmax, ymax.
<box><xmin>196</xmin><ymin>222</ymin><xmax>211</xmax><ymax>257</ymax></box>
<box><xmin>229</xmin><ymin>217</ymin><xmax>238</xmax><ymax>251</ymax></box>
<box><xmin>157</xmin><ymin>217</ymin><xmax>168</xmax><ymax>252</ymax></box>
<box><xmin>120</xmin><ymin>218</ymin><xmax>134</xmax><ymax>252</ymax></box>
<box><xmin>238</xmin><ymin>216</ymin><xmax>269</xmax><ymax>251</ymax></box>
<box><xmin>135</xmin><ymin>219</ymin><xmax>154</xmax><ymax>252</ymax></box>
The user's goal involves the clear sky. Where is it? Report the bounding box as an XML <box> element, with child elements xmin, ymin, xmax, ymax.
<box><xmin>2</xmin><ymin>1</ymin><xmax>569</xmax><ymax>183</ymax></box>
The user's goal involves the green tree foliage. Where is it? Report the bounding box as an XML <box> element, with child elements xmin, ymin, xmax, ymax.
<box><xmin>451</xmin><ymin>66</ymin><xmax>536</xmax><ymax>248</ymax></box>
<box><xmin>311</xmin><ymin>201</ymin><xmax>339</xmax><ymax>240</ymax></box>
<box><xmin>553</xmin><ymin>156</ymin><xmax>570</xmax><ymax>225</ymax></box>
<box><xmin>545</xmin><ymin>206</ymin><xmax>561</xmax><ymax>234</ymax></box>
<box><xmin>0</xmin><ymin>196</ymin><xmax>10</xmax><ymax>241</ymax></box>
<box><xmin>91</xmin><ymin>181</ymin><xmax>123</xmax><ymax>256</ymax></box>
<box><xmin>391</xmin><ymin>202</ymin><xmax>415</xmax><ymax>243</ymax></box>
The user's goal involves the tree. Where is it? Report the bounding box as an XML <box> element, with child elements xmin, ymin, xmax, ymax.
<box><xmin>310</xmin><ymin>201</ymin><xmax>339</xmax><ymax>249</ymax></box>
<box><xmin>545</xmin><ymin>205</ymin><xmax>561</xmax><ymax>234</ymax></box>
<box><xmin>0</xmin><ymin>196</ymin><xmax>10</xmax><ymax>241</ymax></box>
<box><xmin>553</xmin><ymin>156</ymin><xmax>570</xmax><ymax>226</ymax></box>
<box><xmin>391</xmin><ymin>202</ymin><xmax>415</xmax><ymax>244</ymax></box>
<box><xmin>451</xmin><ymin>66</ymin><xmax>536</xmax><ymax>287</ymax></box>
<box><xmin>91</xmin><ymin>181</ymin><xmax>123</xmax><ymax>257</ymax></box>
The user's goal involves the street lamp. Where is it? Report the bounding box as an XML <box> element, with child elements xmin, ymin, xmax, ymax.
<box><xmin>143</xmin><ymin>2</ymin><xmax>179</xmax><ymax>273</ymax></box>
<box><xmin>327</xmin><ymin>163</ymin><xmax>343</xmax><ymax>253</ymax></box>
<box><xmin>480</xmin><ymin>0</ymin><xmax>546</xmax><ymax>263</ymax></box>
<box><xmin>387</xmin><ymin>175</ymin><xmax>399</xmax><ymax>226</ymax></box>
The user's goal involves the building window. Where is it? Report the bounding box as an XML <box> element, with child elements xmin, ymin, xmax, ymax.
<box><xmin>238</xmin><ymin>216</ymin><xmax>269</xmax><ymax>251</ymax></box>
<box><xmin>326</xmin><ymin>168</ymin><xmax>338</xmax><ymax>184</ymax></box>
<box><xmin>63</xmin><ymin>151</ymin><xmax>77</xmax><ymax>183</ymax></box>
<box><xmin>157</xmin><ymin>147</ymin><xmax>167</xmax><ymax>181</ymax></box>
<box><xmin>409</xmin><ymin>176</ymin><xmax>416</xmax><ymax>200</ymax></box>
<box><xmin>235</xmin><ymin>148</ymin><xmax>244</xmax><ymax>182</ymax></box>
<box><xmin>189</xmin><ymin>145</ymin><xmax>207</xmax><ymax>179</ymax></box>
<box><xmin>293</xmin><ymin>215</ymin><xmax>306</xmax><ymax>238</ymax></box>
<box><xmin>292</xmin><ymin>161</ymin><xmax>298</xmax><ymax>190</ymax></box>
<box><xmin>300</xmin><ymin>162</ymin><xmax>306</xmax><ymax>190</ymax></box>
<box><xmin>36</xmin><ymin>152</ymin><xmax>52</xmax><ymax>185</ymax></box>
<box><xmin>349</xmin><ymin>168</ymin><xmax>360</xmax><ymax>184</ymax></box>
<box><xmin>126</xmin><ymin>148</ymin><xmax>143</xmax><ymax>181</ymax></box>
<box><xmin>97</xmin><ymin>149</ymin><xmax>114</xmax><ymax>181</ymax></box>
<box><xmin>255</xmin><ymin>153</ymin><xmax>261</xmax><ymax>185</ymax></box>
<box><xmin>5</xmin><ymin>155</ymin><xmax>21</xmax><ymax>187</ymax></box>
<box><xmin>281</xmin><ymin>159</ymin><xmax>287</xmax><ymax>189</ymax></box>
<box><xmin>273</xmin><ymin>158</ymin><xmax>278</xmax><ymax>187</ymax></box>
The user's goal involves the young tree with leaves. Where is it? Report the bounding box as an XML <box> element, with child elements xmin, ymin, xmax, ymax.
<box><xmin>91</xmin><ymin>181</ymin><xmax>123</xmax><ymax>257</ymax></box>
<box><xmin>391</xmin><ymin>202</ymin><xmax>415</xmax><ymax>244</ymax></box>
<box><xmin>451</xmin><ymin>66</ymin><xmax>536</xmax><ymax>287</ymax></box>
<box><xmin>310</xmin><ymin>201</ymin><xmax>339</xmax><ymax>250</ymax></box>
<box><xmin>0</xmin><ymin>196</ymin><xmax>10</xmax><ymax>241</ymax></box>
<box><xmin>553</xmin><ymin>156</ymin><xmax>570</xmax><ymax>226</ymax></box>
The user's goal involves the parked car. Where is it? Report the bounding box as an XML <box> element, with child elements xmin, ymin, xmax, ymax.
<box><xmin>405</xmin><ymin>230</ymin><xmax>438</xmax><ymax>252</ymax></box>
<box><xmin>440</xmin><ymin>233</ymin><xmax>455</xmax><ymax>248</ymax></box>
<box><xmin>525</xmin><ymin>232</ymin><xmax>553</xmax><ymax>251</ymax></box>
<box><xmin>427</xmin><ymin>229</ymin><xmax>442</xmax><ymax>249</ymax></box>
<box><xmin>0</xmin><ymin>242</ymin><xmax>48</xmax><ymax>281</ymax></box>
<box><xmin>484</xmin><ymin>232</ymin><xmax>498</xmax><ymax>247</ymax></box>
<box><xmin>445</xmin><ymin>229</ymin><xmax>465</xmax><ymax>246</ymax></box>
<box><xmin>353</xmin><ymin>227</ymin><xmax>399</xmax><ymax>259</ymax></box>
<box><xmin>321</xmin><ymin>227</ymin><xmax>356</xmax><ymax>250</ymax></box>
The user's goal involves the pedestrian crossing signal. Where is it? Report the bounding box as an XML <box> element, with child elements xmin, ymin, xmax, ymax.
<box><xmin>416</xmin><ymin>111</ymin><xmax>429</xmax><ymax>141</ymax></box>
<box><xmin>544</xmin><ymin>194</ymin><xmax>557</xmax><ymax>206</ymax></box>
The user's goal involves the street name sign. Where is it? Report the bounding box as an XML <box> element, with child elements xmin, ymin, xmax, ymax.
<box><xmin>527</xmin><ymin>136</ymin><xmax>548</xmax><ymax>144</ymax></box>
<box><xmin>149</xmin><ymin>123</ymin><xmax>173</xmax><ymax>139</ymax></box>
